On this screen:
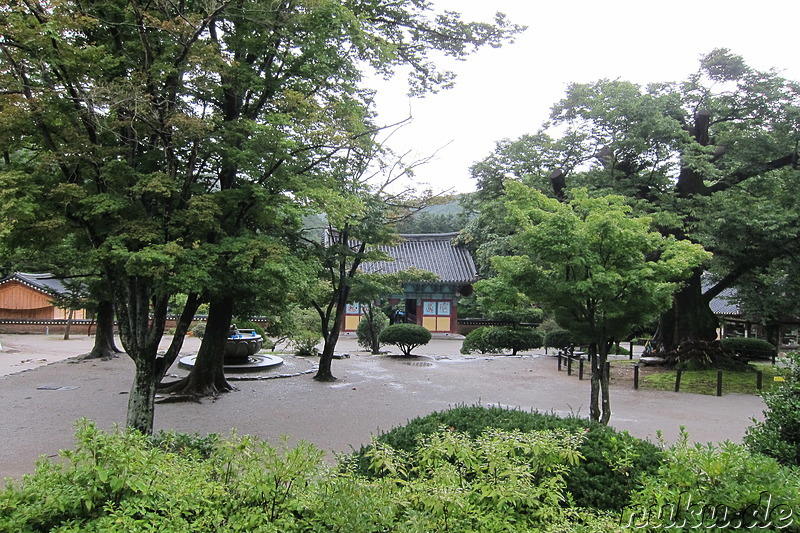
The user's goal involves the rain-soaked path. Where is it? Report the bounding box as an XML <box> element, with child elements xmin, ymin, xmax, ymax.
<box><xmin>0</xmin><ymin>334</ymin><xmax>766</xmax><ymax>479</ymax></box>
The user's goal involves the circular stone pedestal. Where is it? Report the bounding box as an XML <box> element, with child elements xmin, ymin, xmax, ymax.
<box><xmin>178</xmin><ymin>354</ymin><xmax>284</xmax><ymax>373</ymax></box>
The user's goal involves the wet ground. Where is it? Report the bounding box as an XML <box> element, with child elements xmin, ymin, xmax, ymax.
<box><xmin>0</xmin><ymin>333</ymin><xmax>766</xmax><ymax>480</ymax></box>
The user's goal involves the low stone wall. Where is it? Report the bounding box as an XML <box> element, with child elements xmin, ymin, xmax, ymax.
<box><xmin>0</xmin><ymin>320</ymin><xmax>96</xmax><ymax>335</ymax></box>
<box><xmin>0</xmin><ymin>317</ymin><xmax>272</xmax><ymax>335</ymax></box>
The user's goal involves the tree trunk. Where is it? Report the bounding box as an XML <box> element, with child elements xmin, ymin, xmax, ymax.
<box><xmin>657</xmin><ymin>269</ymin><xmax>718</xmax><ymax>353</ymax></box>
<box><xmin>63</xmin><ymin>308</ymin><xmax>74</xmax><ymax>340</ymax></box>
<box><xmin>85</xmin><ymin>300</ymin><xmax>122</xmax><ymax>360</ymax></box>
<box><xmin>156</xmin><ymin>293</ymin><xmax>202</xmax><ymax>383</ymax></box>
<box><xmin>315</xmin><ymin>297</ymin><xmax>346</xmax><ymax>381</ymax></box>
<box><xmin>598</xmin><ymin>343</ymin><xmax>611</xmax><ymax>425</ymax></box>
<box><xmin>315</xmin><ymin>327</ymin><xmax>340</xmax><ymax>381</ymax></box>
<box><xmin>114</xmin><ymin>275</ymin><xmax>169</xmax><ymax>435</ymax></box>
<box><xmin>127</xmin><ymin>354</ymin><xmax>157</xmax><ymax>433</ymax></box>
<box><xmin>589</xmin><ymin>343</ymin><xmax>601</xmax><ymax>422</ymax></box>
<box><xmin>160</xmin><ymin>296</ymin><xmax>234</xmax><ymax>396</ymax></box>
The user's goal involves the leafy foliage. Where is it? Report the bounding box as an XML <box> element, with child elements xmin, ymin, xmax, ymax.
<box><xmin>356</xmin><ymin>309</ymin><xmax>389</xmax><ymax>353</ymax></box>
<box><xmin>493</xmin><ymin>184</ymin><xmax>709</xmax><ymax>422</ymax></box>
<box><xmin>349</xmin><ymin>405</ymin><xmax>663</xmax><ymax>511</ymax></box>
<box><xmin>626</xmin><ymin>430</ymin><xmax>800</xmax><ymax>530</ymax></box>
<box><xmin>544</xmin><ymin>329</ymin><xmax>576</xmax><ymax>352</ymax></box>
<box><xmin>485</xmin><ymin>326</ymin><xmax>543</xmax><ymax>355</ymax></box>
<box><xmin>0</xmin><ymin>420</ymin><xmax>621</xmax><ymax>532</ymax></box>
<box><xmin>460</xmin><ymin>326</ymin><xmax>542</xmax><ymax>355</ymax></box>
<box><xmin>461</xmin><ymin>327</ymin><xmax>494</xmax><ymax>354</ymax></box>
<box><xmin>466</xmin><ymin>50</ymin><xmax>800</xmax><ymax>353</ymax></box>
<box><xmin>721</xmin><ymin>337</ymin><xmax>776</xmax><ymax>360</ymax></box>
<box><xmin>745</xmin><ymin>352</ymin><xmax>800</xmax><ymax>467</ymax></box>
<box><xmin>289</xmin><ymin>308</ymin><xmax>323</xmax><ymax>356</ymax></box>
<box><xmin>379</xmin><ymin>324</ymin><xmax>432</xmax><ymax>356</ymax></box>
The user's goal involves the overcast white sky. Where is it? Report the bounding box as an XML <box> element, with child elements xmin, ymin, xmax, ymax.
<box><xmin>366</xmin><ymin>0</ymin><xmax>800</xmax><ymax>194</ymax></box>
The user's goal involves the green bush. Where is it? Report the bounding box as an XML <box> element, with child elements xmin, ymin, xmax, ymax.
<box><xmin>289</xmin><ymin>308</ymin><xmax>322</xmax><ymax>356</ymax></box>
<box><xmin>721</xmin><ymin>337</ymin><xmax>776</xmax><ymax>360</ymax></box>
<box><xmin>484</xmin><ymin>326</ymin><xmax>543</xmax><ymax>355</ymax></box>
<box><xmin>0</xmin><ymin>421</ymin><xmax>618</xmax><ymax>532</ymax></box>
<box><xmin>349</xmin><ymin>405</ymin><xmax>663</xmax><ymax>511</ymax></box>
<box><xmin>379</xmin><ymin>323</ymin><xmax>432</xmax><ymax>356</ymax></box>
<box><xmin>461</xmin><ymin>327</ymin><xmax>543</xmax><ymax>355</ymax></box>
<box><xmin>189</xmin><ymin>321</ymin><xmax>206</xmax><ymax>338</ymax></box>
<box><xmin>745</xmin><ymin>352</ymin><xmax>800</xmax><ymax>467</ymax></box>
<box><xmin>544</xmin><ymin>329</ymin><xmax>574</xmax><ymax>352</ymax></box>
<box><xmin>626</xmin><ymin>430</ymin><xmax>800</xmax><ymax>530</ymax></box>
<box><xmin>610</xmin><ymin>343</ymin><xmax>630</xmax><ymax>356</ymax></box>
<box><xmin>231</xmin><ymin>317</ymin><xmax>265</xmax><ymax>338</ymax></box>
<box><xmin>356</xmin><ymin>309</ymin><xmax>389</xmax><ymax>354</ymax></box>
<box><xmin>460</xmin><ymin>326</ymin><xmax>494</xmax><ymax>354</ymax></box>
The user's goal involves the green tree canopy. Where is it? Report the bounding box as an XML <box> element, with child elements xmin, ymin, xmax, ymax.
<box><xmin>465</xmin><ymin>49</ymin><xmax>800</xmax><ymax>353</ymax></box>
<box><xmin>492</xmin><ymin>183</ymin><xmax>709</xmax><ymax>422</ymax></box>
<box><xmin>0</xmin><ymin>0</ymin><xmax>523</xmax><ymax>432</ymax></box>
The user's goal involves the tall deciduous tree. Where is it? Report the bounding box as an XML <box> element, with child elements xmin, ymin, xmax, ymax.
<box><xmin>493</xmin><ymin>184</ymin><xmax>708</xmax><ymax>423</ymax></box>
<box><xmin>0</xmin><ymin>0</ymin><xmax>522</xmax><ymax>432</ymax></box>
<box><xmin>467</xmin><ymin>50</ymin><xmax>800</xmax><ymax>353</ymax></box>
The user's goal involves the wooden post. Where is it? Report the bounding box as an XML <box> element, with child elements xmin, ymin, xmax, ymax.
<box><xmin>717</xmin><ymin>370</ymin><xmax>723</xmax><ymax>397</ymax></box>
<box><xmin>634</xmin><ymin>364</ymin><xmax>639</xmax><ymax>390</ymax></box>
<box><xmin>558</xmin><ymin>352</ymin><xmax>562</xmax><ymax>371</ymax></box>
<box><xmin>567</xmin><ymin>355</ymin><xmax>572</xmax><ymax>376</ymax></box>
<box><xmin>757</xmin><ymin>370</ymin><xmax>763</xmax><ymax>391</ymax></box>
<box><xmin>675</xmin><ymin>369</ymin><xmax>682</xmax><ymax>392</ymax></box>
<box><xmin>579</xmin><ymin>359</ymin><xmax>584</xmax><ymax>380</ymax></box>
<box><xmin>629</xmin><ymin>341</ymin><xmax>634</xmax><ymax>360</ymax></box>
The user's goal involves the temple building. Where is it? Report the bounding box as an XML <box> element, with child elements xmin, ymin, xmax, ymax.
<box><xmin>342</xmin><ymin>232</ymin><xmax>479</xmax><ymax>334</ymax></box>
<box><xmin>0</xmin><ymin>272</ymin><xmax>87</xmax><ymax>320</ymax></box>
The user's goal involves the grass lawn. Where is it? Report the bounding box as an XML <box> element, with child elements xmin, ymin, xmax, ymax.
<box><xmin>639</xmin><ymin>361</ymin><xmax>780</xmax><ymax>395</ymax></box>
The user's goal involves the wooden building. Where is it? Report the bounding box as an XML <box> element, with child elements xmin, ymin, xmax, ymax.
<box><xmin>341</xmin><ymin>233</ymin><xmax>479</xmax><ymax>334</ymax></box>
<box><xmin>0</xmin><ymin>272</ymin><xmax>87</xmax><ymax>320</ymax></box>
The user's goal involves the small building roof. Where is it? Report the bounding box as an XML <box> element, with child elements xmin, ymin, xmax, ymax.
<box><xmin>361</xmin><ymin>232</ymin><xmax>478</xmax><ymax>285</ymax></box>
<box><xmin>709</xmin><ymin>286</ymin><xmax>740</xmax><ymax>316</ymax></box>
<box><xmin>0</xmin><ymin>272</ymin><xmax>71</xmax><ymax>296</ymax></box>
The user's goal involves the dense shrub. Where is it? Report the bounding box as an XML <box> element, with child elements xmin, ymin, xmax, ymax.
<box><xmin>350</xmin><ymin>405</ymin><xmax>663</xmax><ymax>511</ymax></box>
<box><xmin>610</xmin><ymin>343</ymin><xmax>630</xmax><ymax>356</ymax></box>
<box><xmin>379</xmin><ymin>324</ymin><xmax>431</xmax><ymax>356</ymax></box>
<box><xmin>484</xmin><ymin>326</ymin><xmax>543</xmax><ymax>355</ymax></box>
<box><xmin>626</xmin><ymin>430</ymin><xmax>800</xmax><ymax>530</ymax></box>
<box><xmin>0</xmin><ymin>421</ymin><xmax>618</xmax><ymax>532</ymax></box>
<box><xmin>289</xmin><ymin>308</ymin><xmax>322</xmax><ymax>356</ymax></box>
<box><xmin>461</xmin><ymin>327</ymin><xmax>543</xmax><ymax>355</ymax></box>
<box><xmin>460</xmin><ymin>326</ymin><xmax>494</xmax><ymax>354</ymax></box>
<box><xmin>745</xmin><ymin>352</ymin><xmax>800</xmax><ymax>467</ymax></box>
<box><xmin>721</xmin><ymin>337</ymin><xmax>776</xmax><ymax>360</ymax></box>
<box><xmin>189</xmin><ymin>321</ymin><xmax>206</xmax><ymax>338</ymax></box>
<box><xmin>231</xmin><ymin>317</ymin><xmax>265</xmax><ymax>339</ymax></box>
<box><xmin>356</xmin><ymin>309</ymin><xmax>389</xmax><ymax>354</ymax></box>
<box><xmin>544</xmin><ymin>329</ymin><xmax>574</xmax><ymax>352</ymax></box>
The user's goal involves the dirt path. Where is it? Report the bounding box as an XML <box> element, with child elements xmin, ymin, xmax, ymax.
<box><xmin>0</xmin><ymin>334</ymin><xmax>766</xmax><ymax>480</ymax></box>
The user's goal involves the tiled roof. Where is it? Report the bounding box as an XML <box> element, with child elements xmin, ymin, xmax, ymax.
<box><xmin>709</xmin><ymin>286</ymin><xmax>740</xmax><ymax>316</ymax></box>
<box><xmin>0</xmin><ymin>272</ymin><xmax>70</xmax><ymax>296</ymax></box>
<box><xmin>361</xmin><ymin>233</ymin><xmax>478</xmax><ymax>285</ymax></box>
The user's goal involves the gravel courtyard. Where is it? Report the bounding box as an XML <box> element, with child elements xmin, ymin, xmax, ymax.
<box><xmin>0</xmin><ymin>333</ymin><xmax>767</xmax><ymax>480</ymax></box>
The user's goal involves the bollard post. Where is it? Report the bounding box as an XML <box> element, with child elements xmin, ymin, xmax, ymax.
<box><xmin>634</xmin><ymin>364</ymin><xmax>639</xmax><ymax>390</ymax></box>
<box><xmin>757</xmin><ymin>370</ymin><xmax>763</xmax><ymax>391</ymax></box>
<box><xmin>558</xmin><ymin>352</ymin><xmax>562</xmax><ymax>371</ymax></box>
<box><xmin>629</xmin><ymin>341</ymin><xmax>634</xmax><ymax>360</ymax></box>
<box><xmin>717</xmin><ymin>370</ymin><xmax>723</xmax><ymax>397</ymax></box>
<box><xmin>579</xmin><ymin>359</ymin><xmax>584</xmax><ymax>380</ymax></box>
<box><xmin>675</xmin><ymin>369</ymin><xmax>682</xmax><ymax>392</ymax></box>
<box><xmin>567</xmin><ymin>356</ymin><xmax>572</xmax><ymax>376</ymax></box>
